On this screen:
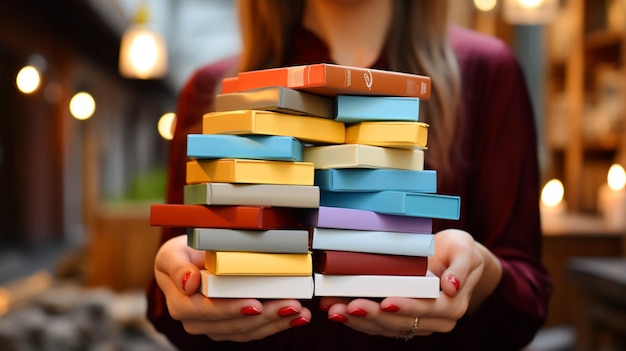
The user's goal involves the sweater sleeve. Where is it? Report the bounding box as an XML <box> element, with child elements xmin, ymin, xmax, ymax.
<box><xmin>443</xmin><ymin>27</ymin><xmax>553</xmax><ymax>350</ymax></box>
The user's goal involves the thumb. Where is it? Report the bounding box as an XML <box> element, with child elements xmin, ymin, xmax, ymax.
<box><xmin>154</xmin><ymin>235</ymin><xmax>205</xmax><ymax>296</ymax></box>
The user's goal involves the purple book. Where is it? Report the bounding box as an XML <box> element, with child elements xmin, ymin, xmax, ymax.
<box><xmin>302</xmin><ymin>206</ymin><xmax>432</xmax><ymax>233</ymax></box>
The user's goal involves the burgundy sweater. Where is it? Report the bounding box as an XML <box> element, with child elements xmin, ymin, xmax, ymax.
<box><xmin>147</xmin><ymin>25</ymin><xmax>552</xmax><ymax>350</ymax></box>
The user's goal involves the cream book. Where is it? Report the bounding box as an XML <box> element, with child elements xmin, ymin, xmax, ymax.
<box><xmin>345</xmin><ymin>122</ymin><xmax>429</xmax><ymax>148</ymax></box>
<box><xmin>184</xmin><ymin>183</ymin><xmax>320</xmax><ymax>208</ymax></box>
<box><xmin>313</xmin><ymin>273</ymin><xmax>439</xmax><ymax>298</ymax></box>
<box><xmin>205</xmin><ymin>251</ymin><xmax>313</xmax><ymax>276</ymax></box>
<box><xmin>186</xmin><ymin>159</ymin><xmax>315</xmax><ymax>185</ymax></box>
<box><xmin>200</xmin><ymin>270</ymin><xmax>314</xmax><ymax>299</ymax></box>
<box><xmin>302</xmin><ymin>144</ymin><xmax>424</xmax><ymax>170</ymax></box>
<box><xmin>203</xmin><ymin>110</ymin><xmax>345</xmax><ymax>145</ymax></box>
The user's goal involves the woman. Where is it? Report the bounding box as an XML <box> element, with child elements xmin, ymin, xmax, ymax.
<box><xmin>147</xmin><ymin>1</ymin><xmax>552</xmax><ymax>350</ymax></box>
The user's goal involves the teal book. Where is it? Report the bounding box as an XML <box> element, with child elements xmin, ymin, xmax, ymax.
<box><xmin>187</xmin><ymin>134</ymin><xmax>303</xmax><ymax>161</ymax></box>
<box><xmin>315</xmin><ymin>169</ymin><xmax>436</xmax><ymax>193</ymax></box>
<box><xmin>335</xmin><ymin>95</ymin><xmax>420</xmax><ymax>123</ymax></box>
<box><xmin>319</xmin><ymin>191</ymin><xmax>460</xmax><ymax>220</ymax></box>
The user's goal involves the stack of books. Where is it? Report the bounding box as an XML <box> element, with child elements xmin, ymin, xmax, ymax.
<box><xmin>151</xmin><ymin>63</ymin><xmax>461</xmax><ymax>299</ymax></box>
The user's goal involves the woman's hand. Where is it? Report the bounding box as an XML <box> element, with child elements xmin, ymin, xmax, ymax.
<box><xmin>153</xmin><ymin>235</ymin><xmax>312</xmax><ymax>342</ymax></box>
<box><xmin>318</xmin><ymin>229</ymin><xmax>502</xmax><ymax>338</ymax></box>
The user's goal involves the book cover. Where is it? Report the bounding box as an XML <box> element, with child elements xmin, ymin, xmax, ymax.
<box><xmin>202</xmin><ymin>110</ymin><xmax>345</xmax><ymax>145</ymax></box>
<box><xmin>302</xmin><ymin>144</ymin><xmax>424</xmax><ymax>170</ymax></box>
<box><xmin>311</xmin><ymin>227</ymin><xmax>434</xmax><ymax>257</ymax></box>
<box><xmin>302</xmin><ymin>206</ymin><xmax>432</xmax><ymax>233</ymax></box>
<box><xmin>224</xmin><ymin>63</ymin><xmax>431</xmax><ymax>99</ymax></box>
<box><xmin>200</xmin><ymin>270</ymin><xmax>314</xmax><ymax>299</ymax></box>
<box><xmin>314</xmin><ymin>250</ymin><xmax>428</xmax><ymax>276</ymax></box>
<box><xmin>315</xmin><ymin>169</ymin><xmax>436</xmax><ymax>193</ymax></box>
<box><xmin>319</xmin><ymin>191</ymin><xmax>461</xmax><ymax>220</ymax></box>
<box><xmin>184</xmin><ymin>183</ymin><xmax>320</xmax><ymax>208</ymax></box>
<box><xmin>187</xmin><ymin>134</ymin><xmax>304</xmax><ymax>161</ymax></box>
<box><xmin>205</xmin><ymin>251</ymin><xmax>313</xmax><ymax>276</ymax></box>
<box><xmin>313</xmin><ymin>273</ymin><xmax>439</xmax><ymax>298</ymax></box>
<box><xmin>335</xmin><ymin>95</ymin><xmax>420</xmax><ymax>123</ymax></box>
<box><xmin>186</xmin><ymin>159</ymin><xmax>315</xmax><ymax>185</ymax></box>
<box><xmin>149</xmin><ymin>204</ymin><xmax>302</xmax><ymax>229</ymax></box>
<box><xmin>215</xmin><ymin>86</ymin><xmax>335</xmax><ymax>119</ymax></box>
<box><xmin>345</xmin><ymin>121</ymin><xmax>429</xmax><ymax>148</ymax></box>
<box><xmin>188</xmin><ymin>228</ymin><xmax>310</xmax><ymax>253</ymax></box>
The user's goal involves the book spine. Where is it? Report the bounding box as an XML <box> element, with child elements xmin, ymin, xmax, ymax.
<box><xmin>200</xmin><ymin>270</ymin><xmax>314</xmax><ymax>299</ymax></box>
<box><xmin>313</xmin><ymin>273</ymin><xmax>439</xmax><ymax>298</ymax></box>
<box><xmin>319</xmin><ymin>191</ymin><xmax>461</xmax><ymax>220</ymax></box>
<box><xmin>303</xmin><ymin>144</ymin><xmax>425</xmax><ymax>170</ymax></box>
<box><xmin>187</xmin><ymin>134</ymin><xmax>303</xmax><ymax>161</ymax></box>
<box><xmin>311</xmin><ymin>228</ymin><xmax>434</xmax><ymax>256</ymax></box>
<box><xmin>315</xmin><ymin>250</ymin><xmax>428</xmax><ymax>276</ymax></box>
<box><xmin>302</xmin><ymin>206</ymin><xmax>433</xmax><ymax>233</ymax></box>
<box><xmin>186</xmin><ymin>159</ymin><xmax>315</xmax><ymax>185</ymax></box>
<box><xmin>335</xmin><ymin>95</ymin><xmax>420</xmax><ymax>123</ymax></box>
<box><xmin>315</xmin><ymin>169</ymin><xmax>437</xmax><ymax>193</ymax></box>
<box><xmin>184</xmin><ymin>183</ymin><xmax>320</xmax><ymax>208</ymax></box>
<box><xmin>205</xmin><ymin>251</ymin><xmax>313</xmax><ymax>276</ymax></box>
<box><xmin>188</xmin><ymin>228</ymin><xmax>310</xmax><ymax>253</ymax></box>
<box><xmin>345</xmin><ymin>121</ymin><xmax>429</xmax><ymax>148</ymax></box>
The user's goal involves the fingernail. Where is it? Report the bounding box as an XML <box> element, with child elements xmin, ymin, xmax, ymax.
<box><xmin>240</xmin><ymin>306</ymin><xmax>262</xmax><ymax>316</ymax></box>
<box><xmin>448</xmin><ymin>276</ymin><xmax>460</xmax><ymax>291</ymax></box>
<box><xmin>319</xmin><ymin>304</ymin><xmax>330</xmax><ymax>312</ymax></box>
<box><xmin>277</xmin><ymin>306</ymin><xmax>299</xmax><ymax>317</ymax></box>
<box><xmin>290</xmin><ymin>316</ymin><xmax>309</xmax><ymax>327</ymax></box>
<box><xmin>348</xmin><ymin>308</ymin><xmax>367</xmax><ymax>317</ymax></box>
<box><xmin>381</xmin><ymin>304</ymin><xmax>400</xmax><ymax>312</ymax></box>
<box><xmin>328</xmin><ymin>313</ymin><xmax>348</xmax><ymax>323</ymax></box>
<box><xmin>181</xmin><ymin>272</ymin><xmax>191</xmax><ymax>290</ymax></box>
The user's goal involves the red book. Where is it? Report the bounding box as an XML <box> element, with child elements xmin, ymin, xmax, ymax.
<box><xmin>314</xmin><ymin>250</ymin><xmax>428</xmax><ymax>276</ymax></box>
<box><xmin>222</xmin><ymin>63</ymin><xmax>431</xmax><ymax>99</ymax></box>
<box><xmin>150</xmin><ymin>204</ymin><xmax>302</xmax><ymax>230</ymax></box>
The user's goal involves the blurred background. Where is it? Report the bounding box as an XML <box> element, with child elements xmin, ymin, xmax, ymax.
<box><xmin>0</xmin><ymin>0</ymin><xmax>624</xmax><ymax>350</ymax></box>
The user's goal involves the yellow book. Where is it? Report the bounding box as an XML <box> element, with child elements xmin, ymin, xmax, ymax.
<box><xmin>202</xmin><ymin>110</ymin><xmax>345</xmax><ymax>145</ymax></box>
<box><xmin>205</xmin><ymin>251</ymin><xmax>313</xmax><ymax>276</ymax></box>
<box><xmin>345</xmin><ymin>122</ymin><xmax>429</xmax><ymax>148</ymax></box>
<box><xmin>186</xmin><ymin>159</ymin><xmax>314</xmax><ymax>185</ymax></box>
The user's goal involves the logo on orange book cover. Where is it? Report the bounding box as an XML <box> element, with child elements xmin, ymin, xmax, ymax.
<box><xmin>363</xmin><ymin>70</ymin><xmax>373</xmax><ymax>90</ymax></box>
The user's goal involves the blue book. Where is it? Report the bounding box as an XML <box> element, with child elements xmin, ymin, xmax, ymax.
<box><xmin>320</xmin><ymin>191</ymin><xmax>460</xmax><ymax>220</ymax></box>
<box><xmin>311</xmin><ymin>227</ymin><xmax>434</xmax><ymax>256</ymax></box>
<box><xmin>335</xmin><ymin>95</ymin><xmax>420</xmax><ymax>123</ymax></box>
<box><xmin>315</xmin><ymin>169</ymin><xmax>436</xmax><ymax>192</ymax></box>
<box><xmin>187</xmin><ymin>134</ymin><xmax>303</xmax><ymax>161</ymax></box>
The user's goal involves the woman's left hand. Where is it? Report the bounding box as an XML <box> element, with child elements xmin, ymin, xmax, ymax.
<box><xmin>318</xmin><ymin>229</ymin><xmax>502</xmax><ymax>339</ymax></box>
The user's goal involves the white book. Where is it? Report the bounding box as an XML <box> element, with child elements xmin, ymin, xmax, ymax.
<box><xmin>313</xmin><ymin>273</ymin><xmax>440</xmax><ymax>298</ymax></box>
<box><xmin>184</xmin><ymin>183</ymin><xmax>320</xmax><ymax>208</ymax></box>
<box><xmin>303</xmin><ymin>144</ymin><xmax>424</xmax><ymax>170</ymax></box>
<box><xmin>311</xmin><ymin>228</ymin><xmax>434</xmax><ymax>256</ymax></box>
<box><xmin>200</xmin><ymin>270</ymin><xmax>314</xmax><ymax>299</ymax></box>
<box><xmin>188</xmin><ymin>228</ymin><xmax>310</xmax><ymax>253</ymax></box>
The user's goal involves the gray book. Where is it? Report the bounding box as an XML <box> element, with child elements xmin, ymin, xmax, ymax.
<box><xmin>188</xmin><ymin>228</ymin><xmax>310</xmax><ymax>253</ymax></box>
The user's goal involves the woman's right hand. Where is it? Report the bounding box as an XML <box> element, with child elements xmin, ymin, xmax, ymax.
<box><xmin>154</xmin><ymin>235</ymin><xmax>312</xmax><ymax>342</ymax></box>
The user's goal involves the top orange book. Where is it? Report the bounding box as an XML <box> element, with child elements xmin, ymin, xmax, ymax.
<box><xmin>221</xmin><ymin>64</ymin><xmax>431</xmax><ymax>99</ymax></box>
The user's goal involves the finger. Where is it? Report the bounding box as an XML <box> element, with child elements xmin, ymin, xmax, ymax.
<box><xmin>154</xmin><ymin>235</ymin><xmax>205</xmax><ymax>295</ymax></box>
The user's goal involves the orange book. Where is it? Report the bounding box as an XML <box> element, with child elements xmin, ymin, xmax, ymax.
<box><xmin>223</xmin><ymin>64</ymin><xmax>431</xmax><ymax>99</ymax></box>
<box><xmin>149</xmin><ymin>204</ymin><xmax>302</xmax><ymax>229</ymax></box>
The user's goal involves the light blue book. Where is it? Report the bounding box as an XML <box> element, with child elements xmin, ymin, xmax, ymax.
<box><xmin>187</xmin><ymin>134</ymin><xmax>303</xmax><ymax>161</ymax></box>
<box><xmin>315</xmin><ymin>169</ymin><xmax>436</xmax><ymax>192</ymax></box>
<box><xmin>335</xmin><ymin>95</ymin><xmax>420</xmax><ymax>123</ymax></box>
<box><xmin>320</xmin><ymin>191</ymin><xmax>460</xmax><ymax>220</ymax></box>
<box><xmin>311</xmin><ymin>227</ymin><xmax>434</xmax><ymax>256</ymax></box>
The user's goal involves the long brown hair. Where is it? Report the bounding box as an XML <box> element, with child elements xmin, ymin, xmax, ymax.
<box><xmin>236</xmin><ymin>0</ymin><xmax>461</xmax><ymax>180</ymax></box>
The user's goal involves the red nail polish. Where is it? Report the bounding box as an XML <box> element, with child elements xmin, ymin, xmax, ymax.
<box><xmin>328</xmin><ymin>313</ymin><xmax>348</xmax><ymax>323</ymax></box>
<box><xmin>181</xmin><ymin>272</ymin><xmax>191</xmax><ymax>290</ymax></box>
<box><xmin>319</xmin><ymin>304</ymin><xmax>330</xmax><ymax>312</ymax></box>
<box><xmin>348</xmin><ymin>308</ymin><xmax>367</xmax><ymax>317</ymax></box>
<box><xmin>448</xmin><ymin>276</ymin><xmax>460</xmax><ymax>291</ymax></box>
<box><xmin>240</xmin><ymin>306</ymin><xmax>262</xmax><ymax>316</ymax></box>
<box><xmin>278</xmin><ymin>306</ymin><xmax>299</xmax><ymax>317</ymax></box>
<box><xmin>381</xmin><ymin>304</ymin><xmax>400</xmax><ymax>312</ymax></box>
<box><xmin>290</xmin><ymin>317</ymin><xmax>310</xmax><ymax>327</ymax></box>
